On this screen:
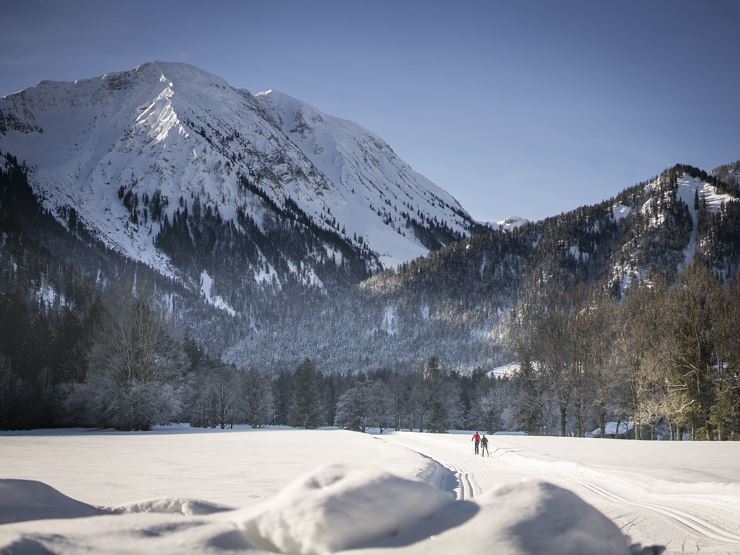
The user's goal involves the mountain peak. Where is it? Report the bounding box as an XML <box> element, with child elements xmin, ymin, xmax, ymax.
<box><xmin>0</xmin><ymin>61</ymin><xmax>476</xmax><ymax>282</ymax></box>
<box><xmin>255</xmin><ymin>87</ymin><xmax>473</xmax><ymax>265</ymax></box>
<box><xmin>134</xmin><ymin>61</ymin><xmax>232</xmax><ymax>89</ymax></box>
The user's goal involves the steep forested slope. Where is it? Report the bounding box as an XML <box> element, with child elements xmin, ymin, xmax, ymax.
<box><xmin>225</xmin><ymin>164</ymin><xmax>740</xmax><ymax>373</ymax></box>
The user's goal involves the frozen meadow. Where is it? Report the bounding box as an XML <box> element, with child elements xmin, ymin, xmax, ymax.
<box><xmin>1</xmin><ymin>428</ymin><xmax>739</xmax><ymax>554</ymax></box>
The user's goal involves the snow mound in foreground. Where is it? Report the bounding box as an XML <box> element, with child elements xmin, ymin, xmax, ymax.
<box><xmin>0</xmin><ymin>479</ymin><xmax>102</xmax><ymax>524</ymax></box>
<box><xmin>476</xmin><ymin>480</ymin><xmax>630</xmax><ymax>554</ymax></box>
<box><xmin>112</xmin><ymin>497</ymin><xmax>232</xmax><ymax>516</ymax></box>
<box><xmin>0</xmin><ymin>472</ymin><xmax>635</xmax><ymax>554</ymax></box>
<box><xmin>233</xmin><ymin>464</ymin><xmax>453</xmax><ymax>554</ymax></box>
<box><xmin>367</xmin><ymin>479</ymin><xmax>631</xmax><ymax>554</ymax></box>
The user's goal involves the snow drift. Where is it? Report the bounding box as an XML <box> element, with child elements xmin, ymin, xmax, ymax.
<box><xmin>464</xmin><ymin>481</ymin><xmax>630</xmax><ymax>554</ymax></box>
<box><xmin>0</xmin><ymin>479</ymin><xmax>102</xmax><ymax>524</ymax></box>
<box><xmin>112</xmin><ymin>497</ymin><xmax>232</xmax><ymax>516</ymax></box>
<box><xmin>0</xmin><ymin>465</ymin><xmax>633</xmax><ymax>554</ymax></box>
<box><xmin>233</xmin><ymin>464</ymin><xmax>453</xmax><ymax>554</ymax></box>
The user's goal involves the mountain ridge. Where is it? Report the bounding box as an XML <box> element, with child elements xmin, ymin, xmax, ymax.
<box><xmin>1</xmin><ymin>61</ymin><xmax>739</xmax><ymax>374</ymax></box>
<box><xmin>0</xmin><ymin>61</ymin><xmax>477</xmax><ymax>290</ymax></box>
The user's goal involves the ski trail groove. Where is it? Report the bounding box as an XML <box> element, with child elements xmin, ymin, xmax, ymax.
<box><xmin>373</xmin><ymin>437</ymin><xmax>461</xmax><ymax>499</ymax></box>
<box><xmin>373</xmin><ymin>436</ymin><xmax>477</xmax><ymax>501</ymax></box>
<box><xmin>442</xmin><ymin>462</ymin><xmax>476</xmax><ymax>501</ymax></box>
<box><xmin>566</xmin><ymin>477</ymin><xmax>740</xmax><ymax>545</ymax></box>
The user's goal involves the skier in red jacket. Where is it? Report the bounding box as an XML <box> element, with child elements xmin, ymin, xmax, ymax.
<box><xmin>472</xmin><ymin>431</ymin><xmax>481</xmax><ymax>454</ymax></box>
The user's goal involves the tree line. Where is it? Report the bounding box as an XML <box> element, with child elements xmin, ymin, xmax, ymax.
<box><xmin>0</xmin><ymin>276</ymin><xmax>495</xmax><ymax>432</ymax></box>
<box><xmin>0</xmin><ymin>274</ymin><xmax>510</xmax><ymax>433</ymax></box>
<box><xmin>508</xmin><ymin>262</ymin><xmax>739</xmax><ymax>440</ymax></box>
<box><xmin>0</xmin><ymin>256</ymin><xmax>737</xmax><ymax>438</ymax></box>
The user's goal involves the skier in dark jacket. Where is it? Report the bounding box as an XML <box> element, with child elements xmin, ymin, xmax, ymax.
<box><xmin>480</xmin><ymin>434</ymin><xmax>489</xmax><ymax>457</ymax></box>
<box><xmin>472</xmin><ymin>431</ymin><xmax>480</xmax><ymax>454</ymax></box>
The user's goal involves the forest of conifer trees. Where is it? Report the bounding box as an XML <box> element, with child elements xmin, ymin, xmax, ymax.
<box><xmin>1</xmin><ymin>262</ymin><xmax>737</xmax><ymax>439</ymax></box>
<box><xmin>1</xmin><ymin>151</ymin><xmax>738</xmax><ymax>437</ymax></box>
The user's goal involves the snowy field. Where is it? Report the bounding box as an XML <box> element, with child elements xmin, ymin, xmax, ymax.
<box><xmin>1</xmin><ymin>428</ymin><xmax>739</xmax><ymax>554</ymax></box>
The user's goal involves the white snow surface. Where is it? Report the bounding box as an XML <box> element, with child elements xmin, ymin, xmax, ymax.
<box><xmin>381</xmin><ymin>432</ymin><xmax>740</xmax><ymax>554</ymax></box>
<box><xmin>616</xmin><ymin>172</ymin><xmax>737</xmax><ymax>292</ymax></box>
<box><xmin>2</xmin><ymin>428</ymin><xmax>739</xmax><ymax>554</ymax></box>
<box><xmin>487</xmin><ymin>361</ymin><xmax>520</xmax><ymax>378</ymax></box>
<box><xmin>113</xmin><ymin>497</ymin><xmax>232</xmax><ymax>517</ymax></box>
<box><xmin>486</xmin><ymin>216</ymin><xmax>529</xmax><ymax>231</ymax></box>
<box><xmin>0</xmin><ymin>62</ymin><xmax>473</xmax><ymax>274</ymax></box>
<box><xmin>255</xmin><ymin>90</ymin><xmax>471</xmax><ymax>268</ymax></box>
<box><xmin>381</xmin><ymin>305</ymin><xmax>399</xmax><ymax>336</ymax></box>
<box><xmin>612</xmin><ymin>203</ymin><xmax>632</xmax><ymax>222</ymax></box>
<box><xmin>674</xmin><ymin>174</ymin><xmax>736</xmax><ymax>270</ymax></box>
<box><xmin>200</xmin><ymin>270</ymin><xmax>236</xmax><ymax>316</ymax></box>
<box><xmin>232</xmin><ymin>464</ymin><xmax>452</xmax><ymax>554</ymax></box>
<box><xmin>0</xmin><ymin>479</ymin><xmax>102</xmax><ymax>524</ymax></box>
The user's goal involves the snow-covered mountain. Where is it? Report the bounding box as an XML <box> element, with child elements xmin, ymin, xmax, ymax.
<box><xmin>255</xmin><ymin>90</ymin><xmax>474</xmax><ymax>266</ymax></box>
<box><xmin>3</xmin><ymin>61</ymin><xmax>739</xmax><ymax>375</ymax></box>
<box><xmin>0</xmin><ymin>61</ymin><xmax>476</xmax><ymax>287</ymax></box>
<box><xmin>367</xmin><ymin>164</ymin><xmax>739</xmax><ymax>303</ymax></box>
<box><xmin>319</xmin><ymin>163</ymin><xmax>739</xmax><ymax>373</ymax></box>
<box><xmin>611</xmin><ymin>171</ymin><xmax>738</xmax><ymax>287</ymax></box>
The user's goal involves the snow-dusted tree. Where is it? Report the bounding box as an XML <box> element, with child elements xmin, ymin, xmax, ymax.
<box><xmin>0</xmin><ymin>355</ymin><xmax>23</xmax><ymax>428</ymax></box>
<box><xmin>334</xmin><ymin>383</ymin><xmax>367</xmax><ymax>432</ymax></box>
<box><xmin>569</xmin><ymin>288</ymin><xmax>621</xmax><ymax>437</ymax></box>
<box><xmin>708</xmin><ymin>276</ymin><xmax>740</xmax><ymax>440</ymax></box>
<box><xmin>422</xmin><ymin>357</ymin><xmax>451</xmax><ymax>433</ymax></box>
<box><xmin>477</xmin><ymin>383</ymin><xmax>507</xmax><ymax>434</ymax></box>
<box><xmin>241</xmin><ymin>367</ymin><xmax>274</xmax><ymax>428</ymax></box>
<box><xmin>335</xmin><ymin>380</ymin><xmax>393</xmax><ymax>433</ymax></box>
<box><xmin>508</xmin><ymin>280</ymin><xmax>557</xmax><ymax>434</ymax></box>
<box><xmin>520</xmin><ymin>283</ymin><xmax>578</xmax><ymax>436</ymax></box>
<box><xmin>365</xmin><ymin>381</ymin><xmax>394</xmax><ymax>434</ymax></box>
<box><xmin>710</xmin><ymin>378</ymin><xmax>740</xmax><ymax>441</ymax></box>
<box><xmin>616</xmin><ymin>278</ymin><xmax>666</xmax><ymax>439</ymax></box>
<box><xmin>511</xmin><ymin>361</ymin><xmax>551</xmax><ymax>435</ymax></box>
<box><xmin>85</xmin><ymin>290</ymin><xmax>184</xmax><ymax>430</ymax></box>
<box><xmin>572</xmin><ymin>290</ymin><xmax>629</xmax><ymax>438</ymax></box>
<box><xmin>288</xmin><ymin>359</ymin><xmax>322</xmax><ymax>428</ymax></box>
<box><xmin>409</xmin><ymin>370</ymin><xmax>427</xmax><ymax>432</ymax></box>
<box><xmin>182</xmin><ymin>364</ymin><xmax>212</xmax><ymax>428</ymax></box>
<box><xmin>507</xmin><ymin>303</ymin><xmax>551</xmax><ymax>435</ymax></box>
<box><xmin>387</xmin><ymin>372</ymin><xmax>412</xmax><ymax>431</ymax></box>
<box><xmin>208</xmin><ymin>366</ymin><xmax>240</xmax><ymax>429</ymax></box>
<box><xmin>667</xmin><ymin>264</ymin><xmax>719</xmax><ymax>440</ymax></box>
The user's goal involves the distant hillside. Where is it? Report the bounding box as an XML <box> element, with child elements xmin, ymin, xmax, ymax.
<box><xmin>1</xmin><ymin>64</ymin><xmax>738</xmax><ymax>374</ymax></box>
<box><xmin>226</xmin><ymin>164</ymin><xmax>740</xmax><ymax>373</ymax></box>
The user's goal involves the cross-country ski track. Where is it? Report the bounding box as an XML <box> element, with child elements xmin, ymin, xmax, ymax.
<box><xmin>380</xmin><ymin>432</ymin><xmax>740</xmax><ymax>554</ymax></box>
<box><xmin>2</xmin><ymin>428</ymin><xmax>739</xmax><ymax>554</ymax></box>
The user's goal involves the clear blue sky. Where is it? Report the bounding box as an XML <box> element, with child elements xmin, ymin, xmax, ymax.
<box><xmin>2</xmin><ymin>0</ymin><xmax>739</xmax><ymax>221</ymax></box>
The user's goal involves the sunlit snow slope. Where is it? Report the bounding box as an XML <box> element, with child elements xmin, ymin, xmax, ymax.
<box><xmin>256</xmin><ymin>90</ymin><xmax>472</xmax><ymax>266</ymax></box>
<box><xmin>0</xmin><ymin>61</ymin><xmax>475</xmax><ymax>277</ymax></box>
